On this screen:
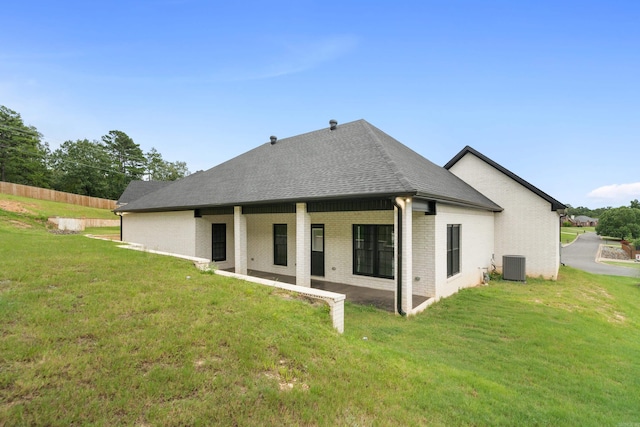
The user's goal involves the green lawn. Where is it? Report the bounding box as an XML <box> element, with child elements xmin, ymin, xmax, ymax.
<box><xmin>2</xmin><ymin>209</ymin><xmax>640</xmax><ymax>425</ymax></box>
<box><xmin>602</xmin><ymin>260</ymin><xmax>640</xmax><ymax>270</ymax></box>
<box><xmin>560</xmin><ymin>226</ymin><xmax>596</xmax><ymax>244</ymax></box>
<box><xmin>0</xmin><ymin>193</ymin><xmax>116</xmax><ymax>220</ymax></box>
<box><xmin>84</xmin><ymin>226</ymin><xmax>121</xmax><ymax>236</ymax></box>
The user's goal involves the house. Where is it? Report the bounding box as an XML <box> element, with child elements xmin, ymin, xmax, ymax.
<box><xmin>116</xmin><ymin>180</ymin><xmax>173</xmax><ymax>241</ymax></box>
<box><xmin>115</xmin><ymin>119</ymin><xmax>566</xmax><ymax>314</ymax></box>
<box><xmin>572</xmin><ymin>215</ymin><xmax>598</xmax><ymax>227</ymax></box>
<box><xmin>116</xmin><ymin>180</ymin><xmax>172</xmax><ymax>208</ymax></box>
<box><xmin>444</xmin><ymin>146</ymin><xmax>566</xmax><ymax>280</ymax></box>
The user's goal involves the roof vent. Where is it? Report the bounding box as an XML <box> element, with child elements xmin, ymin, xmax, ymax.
<box><xmin>329</xmin><ymin>119</ymin><xmax>338</xmax><ymax>130</ymax></box>
<box><xmin>270</xmin><ymin>135</ymin><xmax>277</xmax><ymax>145</ymax></box>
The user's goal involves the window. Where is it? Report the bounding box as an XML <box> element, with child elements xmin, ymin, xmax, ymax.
<box><xmin>273</xmin><ymin>224</ymin><xmax>287</xmax><ymax>266</ymax></box>
<box><xmin>212</xmin><ymin>223</ymin><xmax>226</xmax><ymax>261</ymax></box>
<box><xmin>447</xmin><ymin>224</ymin><xmax>460</xmax><ymax>277</ymax></box>
<box><xmin>353</xmin><ymin>224</ymin><xmax>394</xmax><ymax>279</ymax></box>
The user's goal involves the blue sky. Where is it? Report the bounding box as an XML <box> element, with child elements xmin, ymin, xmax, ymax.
<box><xmin>2</xmin><ymin>0</ymin><xmax>639</xmax><ymax>209</ymax></box>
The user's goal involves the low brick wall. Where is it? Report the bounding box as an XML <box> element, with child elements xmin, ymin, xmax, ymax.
<box><xmin>115</xmin><ymin>242</ymin><xmax>347</xmax><ymax>333</ymax></box>
<box><xmin>214</xmin><ymin>269</ymin><xmax>346</xmax><ymax>333</ymax></box>
<box><xmin>48</xmin><ymin>217</ymin><xmax>120</xmax><ymax>231</ymax></box>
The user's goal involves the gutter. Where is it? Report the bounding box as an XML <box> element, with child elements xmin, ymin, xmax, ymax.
<box><xmin>115</xmin><ymin>192</ymin><xmax>418</xmax><ymax>214</ymax></box>
<box><xmin>413</xmin><ymin>192</ymin><xmax>503</xmax><ymax>212</ymax></box>
<box><xmin>392</xmin><ymin>198</ymin><xmax>406</xmax><ymax>316</ymax></box>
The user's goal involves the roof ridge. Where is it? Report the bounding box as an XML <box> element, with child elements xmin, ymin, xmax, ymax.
<box><xmin>273</xmin><ymin>118</ymin><xmax>367</xmax><ymax>144</ymax></box>
<box><xmin>361</xmin><ymin>121</ymin><xmax>416</xmax><ymax>193</ymax></box>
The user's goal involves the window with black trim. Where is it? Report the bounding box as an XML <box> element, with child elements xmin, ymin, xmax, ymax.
<box><xmin>353</xmin><ymin>224</ymin><xmax>394</xmax><ymax>279</ymax></box>
<box><xmin>273</xmin><ymin>224</ymin><xmax>287</xmax><ymax>266</ymax></box>
<box><xmin>447</xmin><ymin>224</ymin><xmax>460</xmax><ymax>277</ymax></box>
<box><xmin>212</xmin><ymin>223</ymin><xmax>226</xmax><ymax>261</ymax></box>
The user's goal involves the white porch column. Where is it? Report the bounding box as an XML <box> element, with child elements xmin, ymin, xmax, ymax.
<box><xmin>296</xmin><ymin>202</ymin><xmax>311</xmax><ymax>287</ymax></box>
<box><xmin>234</xmin><ymin>206</ymin><xmax>247</xmax><ymax>275</ymax></box>
<box><xmin>394</xmin><ymin>197</ymin><xmax>413</xmax><ymax>314</ymax></box>
<box><xmin>402</xmin><ymin>198</ymin><xmax>413</xmax><ymax>314</ymax></box>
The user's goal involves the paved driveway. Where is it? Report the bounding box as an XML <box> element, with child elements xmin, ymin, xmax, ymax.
<box><xmin>561</xmin><ymin>232</ymin><xmax>639</xmax><ymax>278</ymax></box>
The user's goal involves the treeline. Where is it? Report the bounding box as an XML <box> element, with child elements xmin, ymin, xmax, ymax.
<box><xmin>0</xmin><ymin>105</ymin><xmax>189</xmax><ymax>200</ymax></box>
<box><xmin>594</xmin><ymin>200</ymin><xmax>640</xmax><ymax>243</ymax></box>
<box><xmin>566</xmin><ymin>200</ymin><xmax>640</xmax><ymax>243</ymax></box>
<box><xmin>565</xmin><ymin>205</ymin><xmax>610</xmax><ymax>219</ymax></box>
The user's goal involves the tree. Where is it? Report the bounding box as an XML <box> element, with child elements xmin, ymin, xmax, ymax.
<box><xmin>567</xmin><ymin>204</ymin><xmax>610</xmax><ymax>219</ymax></box>
<box><xmin>595</xmin><ymin>206</ymin><xmax>640</xmax><ymax>240</ymax></box>
<box><xmin>101</xmin><ymin>130</ymin><xmax>145</xmax><ymax>198</ymax></box>
<box><xmin>50</xmin><ymin>139</ymin><xmax>113</xmax><ymax>198</ymax></box>
<box><xmin>0</xmin><ymin>105</ymin><xmax>51</xmax><ymax>187</ymax></box>
<box><xmin>145</xmin><ymin>147</ymin><xmax>190</xmax><ymax>181</ymax></box>
<box><xmin>165</xmin><ymin>160</ymin><xmax>190</xmax><ymax>180</ymax></box>
<box><xmin>630</xmin><ymin>199</ymin><xmax>640</xmax><ymax>209</ymax></box>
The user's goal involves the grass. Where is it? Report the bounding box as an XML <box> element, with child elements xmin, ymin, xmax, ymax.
<box><xmin>602</xmin><ymin>260</ymin><xmax>640</xmax><ymax>270</ymax></box>
<box><xmin>2</xmin><ymin>208</ymin><xmax>640</xmax><ymax>425</ymax></box>
<box><xmin>0</xmin><ymin>193</ymin><xmax>116</xmax><ymax>220</ymax></box>
<box><xmin>84</xmin><ymin>226</ymin><xmax>121</xmax><ymax>237</ymax></box>
<box><xmin>560</xmin><ymin>226</ymin><xmax>595</xmax><ymax>244</ymax></box>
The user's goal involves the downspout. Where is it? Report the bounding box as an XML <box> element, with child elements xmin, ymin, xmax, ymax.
<box><xmin>392</xmin><ymin>198</ymin><xmax>406</xmax><ymax>316</ymax></box>
<box><xmin>114</xmin><ymin>211</ymin><xmax>123</xmax><ymax>241</ymax></box>
<box><xmin>558</xmin><ymin>210</ymin><xmax>566</xmax><ymax>266</ymax></box>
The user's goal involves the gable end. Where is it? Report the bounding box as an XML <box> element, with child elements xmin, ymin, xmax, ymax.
<box><xmin>444</xmin><ymin>146</ymin><xmax>566</xmax><ymax>212</ymax></box>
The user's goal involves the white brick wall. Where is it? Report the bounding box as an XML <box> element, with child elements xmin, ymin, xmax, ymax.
<box><xmin>246</xmin><ymin>213</ymin><xmax>297</xmax><ymax>277</ymax></box>
<box><xmin>121</xmin><ymin>202</ymin><xmax>498</xmax><ymax>301</ymax></box>
<box><xmin>433</xmin><ymin>205</ymin><xmax>495</xmax><ymax>300</ymax></box>
<box><xmin>308</xmin><ymin>210</ymin><xmax>396</xmax><ymax>291</ymax></box>
<box><xmin>197</xmin><ymin>214</ymin><xmax>235</xmax><ymax>270</ymax></box>
<box><xmin>195</xmin><ymin>210</ymin><xmax>394</xmax><ymax>290</ymax></box>
<box><xmin>449</xmin><ymin>154</ymin><xmax>561</xmax><ymax>279</ymax></box>
<box><xmin>234</xmin><ymin>206</ymin><xmax>248</xmax><ymax>275</ymax></box>
<box><xmin>296</xmin><ymin>203</ymin><xmax>311</xmax><ymax>287</ymax></box>
<box><xmin>198</xmin><ymin>209</ymin><xmax>397</xmax><ymax>291</ymax></box>
<box><xmin>412</xmin><ymin>212</ymin><xmax>436</xmax><ymax>297</ymax></box>
<box><xmin>122</xmin><ymin>211</ymin><xmax>197</xmax><ymax>256</ymax></box>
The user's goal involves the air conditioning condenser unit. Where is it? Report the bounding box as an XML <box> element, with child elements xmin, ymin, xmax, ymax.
<box><xmin>503</xmin><ymin>255</ymin><xmax>526</xmax><ymax>282</ymax></box>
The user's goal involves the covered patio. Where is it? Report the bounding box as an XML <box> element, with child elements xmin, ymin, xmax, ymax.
<box><xmin>244</xmin><ymin>269</ymin><xmax>429</xmax><ymax>312</ymax></box>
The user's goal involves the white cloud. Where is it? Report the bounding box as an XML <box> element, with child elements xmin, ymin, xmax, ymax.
<box><xmin>216</xmin><ymin>35</ymin><xmax>359</xmax><ymax>82</ymax></box>
<box><xmin>587</xmin><ymin>182</ymin><xmax>640</xmax><ymax>200</ymax></box>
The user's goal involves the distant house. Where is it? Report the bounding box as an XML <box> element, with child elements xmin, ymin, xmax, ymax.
<box><xmin>573</xmin><ymin>215</ymin><xmax>598</xmax><ymax>227</ymax></box>
<box><xmin>115</xmin><ymin>119</ymin><xmax>566</xmax><ymax>313</ymax></box>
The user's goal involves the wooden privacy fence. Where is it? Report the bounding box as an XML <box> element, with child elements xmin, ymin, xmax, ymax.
<box><xmin>620</xmin><ymin>240</ymin><xmax>640</xmax><ymax>261</ymax></box>
<box><xmin>0</xmin><ymin>182</ymin><xmax>116</xmax><ymax>210</ymax></box>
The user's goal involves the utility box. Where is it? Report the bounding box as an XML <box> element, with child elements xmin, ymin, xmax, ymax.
<box><xmin>503</xmin><ymin>255</ymin><xmax>526</xmax><ymax>282</ymax></box>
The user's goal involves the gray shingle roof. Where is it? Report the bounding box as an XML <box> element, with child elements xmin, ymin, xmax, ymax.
<box><xmin>117</xmin><ymin>120</ymin><xmax>502</xmax><ymax>212</ymax></box>
<box><xmin>574</xmin><ymin>215</ymin><xmax>597</xmax><ymax>222</ymax></box>
<box><xmin>116</xmin><ymin>180</ymin><xmax>172</xmax><ymax>206</ymax></box>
